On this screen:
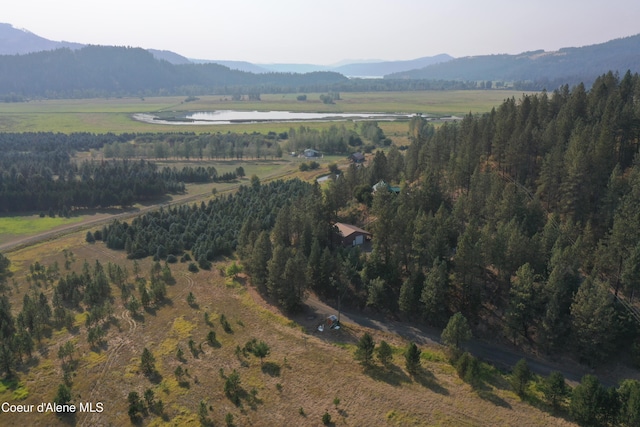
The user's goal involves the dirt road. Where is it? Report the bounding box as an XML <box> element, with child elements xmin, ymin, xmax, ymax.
<box><xmin>302</xmin><ymin>294</ymin><xmax>608</xmax><ymax>386</ymax></box>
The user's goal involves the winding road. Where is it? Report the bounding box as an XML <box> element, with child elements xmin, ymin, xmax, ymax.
<box><xmin>303</xmin><ymin>294</ymin><xmax>607</xmax><ymax>386</ymax></box>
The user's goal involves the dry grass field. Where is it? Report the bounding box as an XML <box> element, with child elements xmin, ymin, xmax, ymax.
<box><xmin>0</xmin><ymin>227</ymin><xmax>578</xmax><ymax>427</ymax></box>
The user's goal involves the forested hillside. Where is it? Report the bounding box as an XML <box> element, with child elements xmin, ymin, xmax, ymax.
<box><xmin>0</xmin><ymin>46</ymin><xmax>348</xmax><ymax>99</ymax></box>
<box><xmin>388</xmin><ymin>34</ymin><xmax>640</xmax><ymax>89</ymax></box>
<box><xmin>0</xmin><ymin>45</ymin><xmax>529</xmax><ymax>100</ymax></box>
<box><xmin>101</xmin><ymin>71</ymin><xmax>640</xmax><ymax>371</ymax></box>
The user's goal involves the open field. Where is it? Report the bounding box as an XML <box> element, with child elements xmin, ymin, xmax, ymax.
<box><xmin>0</xmin><ymin>215</ymin><xmax>84</xmax><ymax>242</ymax></box>
<box><xmin>0</xmin><ymin>91</ymin><xmax>532</xmax><ymax>134</ymax></box>
<box><xmin>0</xmin><ymin>229</ymin><xmax>578</xmax><ymax>427</ymax></box>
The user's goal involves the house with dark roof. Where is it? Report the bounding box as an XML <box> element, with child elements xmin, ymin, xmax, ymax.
<box><xmin>335</xmin><ymin>222</ymin><xmax>371</xmax><ymax>247</ymax></box>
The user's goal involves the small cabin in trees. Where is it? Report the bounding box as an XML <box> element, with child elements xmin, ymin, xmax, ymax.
<box><xmin>335</xmin><ymin>222</ymin><xmax>371</xmax><ymax>247</ymax></box>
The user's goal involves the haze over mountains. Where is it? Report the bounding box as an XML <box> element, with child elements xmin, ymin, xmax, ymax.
<box><xmin>0</xmin><ymin>23</ymin><xmax>452</xmax><ymax>77</ymax></box>
<box><xmin>1</xmin><ymin>22</ymin><xmax>640</xmax><ymax>93</ymax></box>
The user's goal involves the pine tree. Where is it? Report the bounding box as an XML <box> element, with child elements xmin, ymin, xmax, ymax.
<box><xmin>570</xmin><ymin>375</ymin><xmax>607</xmax><ymax>427</ymax></box>
<box><xmin>404</xmin><ymin>342</ymin><xmax>421</xmax><ymax>376</ymax></box>
<box><xmin>53</xmin><ymin>383</ymin><xmax>72</xmax><ymax>406</ymax></box>
<box><xmin>504</xmin><ymin>263</ymin><xmax>536</xmax><ymax>343</ymax></box>
<box><xmin>542</xmin><ymin>371</ymin><xmax>569</xmax><ymax>410</ymax></box>
<box><xmin>421</xmin><ymin>259</ymin><xmax>450</xmax><ymax>327</ymax></box>
<box><xmin>441</xmin><ymin>312</ymin><xmax>472</xmax><ymax>350</ymax></box>
<box><xmin>618</xmin><ymin>379</ymin><xmax>640</xmax><ymax>427</ymax></box>
<box><xmin>140</xmin><ymin>347</ymin><xmax>156</xmax><ymax>377</ymax></box>
<box><xmin>376</xmin><ymin>340</ymin><xmax>393</xmax><ymax>367</ymax></box>
<box><xmin>354</xmin><ymin>333</ymin><xmax>375</xmax><ymax>367</ymax></box>
<box><xmin>570</xmin><ymin>278</ymin><xmax>617</xmax><ymax>366</ymax></box>
<box><xmin>510</xmin><ymin>358</ymin><xmax>532</xmax><ymax>398</ymax></box>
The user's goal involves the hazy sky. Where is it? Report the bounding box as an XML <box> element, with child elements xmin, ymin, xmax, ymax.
<box><xmin>4</xmin><ymin>0</ymin><xmax>640</xmax><ymax>65</ymax></box>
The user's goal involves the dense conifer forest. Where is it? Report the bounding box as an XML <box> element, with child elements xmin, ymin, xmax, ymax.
<box><xmin>98</xmin><ymin>72</ymin><xmax>640</xmax><ymax>370</ymax></box>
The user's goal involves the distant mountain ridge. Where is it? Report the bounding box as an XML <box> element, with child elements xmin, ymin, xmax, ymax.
<box><xmin>0</xmin><ymin>23</ymin><xmax>83</xmax><ymax>55</ymax></box>
<box><xmin>0</xmin><ymin>45</ymin><xmax>349</xmax><ymax>98</ymax></box>
<box><xmin>0</xmin><ymin>22</ymin><xmax>452</xmax><ymax>77</ymax></box>
<box><xmin>387</xmin><ymin>34</ymin><xmax>640</xmax><ymax>87</ymax></box>
<box><xmin>1</xmin><ymin>22</ymin><xmax>639</xmax><ymax>92</ymax></box>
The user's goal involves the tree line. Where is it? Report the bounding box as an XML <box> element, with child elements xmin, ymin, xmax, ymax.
<box><xmin>0</xmin><ymin>131</ymin><xmax>284</xmax><ymax>213</ymax></box>
<box><xmin>0</xmin><ymin>158</ymin><xmax>175</xmax><ymax>213</ymax></box>
<box><xmin>103</xmin><ymin>131</ymin><xmax>285</xmax><ymax>160</ymax></box>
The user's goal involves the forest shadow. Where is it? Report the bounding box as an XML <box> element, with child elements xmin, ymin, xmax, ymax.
<box><xmin>365</xmin><ymin>364</ymin><xmax>411</xmax><ymax>387</ymax></box>
<box><xmin>523</xmin><ymin>391</ymin><xmax>574</xmax><ymax>423</ymax></box>
<box><xmin>476</xmin><ymin>389</ymin><xmax>512</xmax><ymax>409</ymax></box>
<box><xmin>413</xmin><ymin>368</ymin><xmax>449</xmax><ymax>395</ymax></box>
<box><xmin>468</xmin><ymin>378</ymin><xmax>512</xmax><ymax>408</ymax></box>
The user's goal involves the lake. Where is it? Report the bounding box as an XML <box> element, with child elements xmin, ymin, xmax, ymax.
<box><xmin>133</xmin><ymin>110</ymin><xmax>415</xmax><ymax>125</ymax></box>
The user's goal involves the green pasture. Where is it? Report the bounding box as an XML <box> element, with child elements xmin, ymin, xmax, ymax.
<box><xmin>0</xmin><ymin>91</ymin><xmax>532</xmax><ymax>134</ymax></box>
<box><xmin>0</xmin><ymin>215</ymin><xmax>84</xmax><ymax>240</ymax></box>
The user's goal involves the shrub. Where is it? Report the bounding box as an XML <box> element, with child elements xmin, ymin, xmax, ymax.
<box><xmin>322</xmin><ymin>411</ymin><xmax>332</xmax><ymax>424</ymax></box>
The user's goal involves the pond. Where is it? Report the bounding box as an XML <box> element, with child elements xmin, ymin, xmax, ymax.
<box><xmin>133</xmin><ymin>110</ymin><xmax>415</xmax><ymax>125</ymax></box>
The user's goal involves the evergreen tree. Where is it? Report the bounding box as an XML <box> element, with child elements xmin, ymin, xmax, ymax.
<box><xmin>570</xmin><ymin>375</ymin><xmax>607</xmax><ymax>427</ymax></box>
<box><xmin>376</xmin><ymin>340</ymin><xmax>393</xmax><ymax>367</ymax></box>
<box><xmin>542</xmin><ymin>371</ymin><xmax>569</xmax><ymax>410</ymax></box>
<box><xmin>441</xmin><ymin>312</ymin><xmax>472</xmax><ymax>350</ymax></box>
<box><xmin>247</xmin><ymin>231</ymin><xmax>271</xmax><ymax>291</ymax></box>
<box><xmin>421</xmin><ymin>259</ymin><xmax>450</xmax><ymax>327</ymax></box>
<box><xmin>404</xmin><ymin>342</ymin><xmax>421</xmax><ymax>376</ymax></box>
<box><xmin>618</xmin><ymin>379</ymin><xmax>640</xmax><ymax>427</ymax></box>
<box><xmin>140</xmin><ymin>347</ymin><xmax>156</xmax><ymax>377</ymax></box>
<box><xmin>570</xmin><ymin>278</ymin><xmax>617</xmax><ymax>366</ymax></box>
<box><xmin>354</xmin><ymin>333</ymin><xmax>375</xmax><ymax>367</ymax></box>
<box><xmin>504</xmin><ymin>263</ymin><xmax>537</xmax><ymax>343</ymax></box>
<box><xmin>510</xmin><ymin>358</ymin><xmax>532</xmax><ymax>398</ymax></box>
<box><xmin>53</xmin><ymin>383</ymin><xmax>72</xmax><ymax>406</ymax></box>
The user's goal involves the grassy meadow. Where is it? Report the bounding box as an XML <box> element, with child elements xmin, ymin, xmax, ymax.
<box><xmin>0</xmin><ymin>90</ymin><xmax>528</xmax><ymax>134</ymax></box>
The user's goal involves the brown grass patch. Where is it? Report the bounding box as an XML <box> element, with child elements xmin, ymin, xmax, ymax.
<box><xmin>0</xmin><ymin>231</ymin><xmax>578</xmax><ymax>426</ymax></box>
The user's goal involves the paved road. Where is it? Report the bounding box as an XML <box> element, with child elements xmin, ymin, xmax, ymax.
<box><xmin>303</xmin><ymin>294</ymin><xmax>601</xmax><ymax>386</ymax></box>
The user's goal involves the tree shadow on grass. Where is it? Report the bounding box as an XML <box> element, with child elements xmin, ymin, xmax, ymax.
<box><xmin>144</xmin><ymin>306</ymin><xmax>157</xmax><ymax>316</ymax></box>
<box><xmin>413</xmin><ymin>368</ymin><xmax>449</xmax><ymax>395</ymax></box>
<box><xmin>523</xmin><ymin>390</ymin><xmax>573</xmax><ymax>423</ymax></box>
<box><xmin>261</xmin><ymin>361</ymin><xmax>281</xmax><ymax>377</ymax></box>
<box><xmin>55</xmin><ymin>412</ymin><xmax>77</xmax><ymax>426</ymax></box>
<box><xmin>469</xmin><ymin>379</ymin><xmax>512</xmax><ymax>409</ymax></box>
<box><xmin>365</xmin><ymin>364</ymin><xmax>411</xmax><ymax>387</ymax></box>
<box><xmin>146</xmin><ymin>371</ymin><xmax>163</xmax><ymax>385</ymax></box>
<box><xmin>476</xmin><ymin>389</ymin><xmax>512</xmax><ymax>409</ymax></box>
